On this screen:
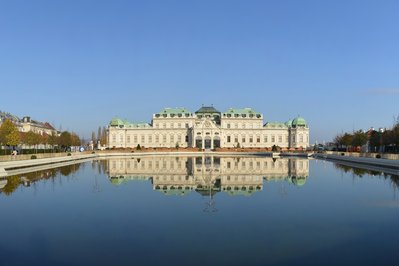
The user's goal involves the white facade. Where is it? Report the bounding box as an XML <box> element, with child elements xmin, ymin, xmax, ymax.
<box><xmin>107</xmin><ymin>106</ymin><xmax>309</xmax><ymax>149</ymax></box>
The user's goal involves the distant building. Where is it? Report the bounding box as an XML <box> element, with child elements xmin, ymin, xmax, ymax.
<box><xmin>107</xmin><ymin>106</ymin><xmax>310</xmax><ymax>149</ymax></box>
<box><xmin>0</xmin><ymin>111</ymin><xmax>58</xmax><ymax>136</ymax></box>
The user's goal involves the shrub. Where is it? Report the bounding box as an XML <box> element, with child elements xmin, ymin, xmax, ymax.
<box><xmin>91</xmin><ymin>151</ymin><xmax>95</xmax><ymax>154</ymax></box>
<box><xmin>376</xmin><ymin>154</ymin><xmax>381</xmax><ymax>159</ymax></box>
<box><xmin>31</xmin><ymin>155</ymin><xmax>37</xmax><ymax>159</ymax></box>
<box><xmin>67</xmin><ymin>153</ymin><xmax>72</xmax><ymax>156</ymax></box>
<box><xmin>341</xmin><ymin>153</ymin><xmax>345</xmax><ymax>156</ymax></box>
<box><xmin>136</xmin><ymin>144</ymin><xmax>141</xmax><ymax>150</ymax></box>
<box><xmin>272</xmin><ymin>145</ymin><xmax>280</xmax><ymax>152</ymax></box>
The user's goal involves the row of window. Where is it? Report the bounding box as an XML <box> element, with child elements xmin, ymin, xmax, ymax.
<box><xmin>223</xmin><ymin>114</ymin><xmax>262</xmax><ymax>118</ymax></box>
<box><xmin>226</xmin><ymin>135</ymin><xmax>290</xmax><ymax>144</ymax></box>
<box><xmin>154</xmin><ymin>113</ymin><xmax>192</xmax><ymax>118</ymax></box>
<box><xmin>111</xmin><ymin>133</ymin><xmax>308</xmax><ymax>144</ymax></box>
<box><xmin>153</xmin><ymin>123</ymin><xmax>190</xmax><ymax>129</ymax></box>
<box><xmin>112</xmin><ymin>134</ymin><xmax>189</xmax><ymax>144</ymax></box>
<box><xmin>110</xmin><ymin>159</ymin><xmax>307</xmax><ymax>171</ymax></box>
<box><xmin>152</xmin><ymin>122</ymin><xmax>264</xmax><ymax>129</ymax></box>
<box><xmin>224</xmin><ymin>123</ymin><xmax>262</xmax><ymax>129</ymax></box>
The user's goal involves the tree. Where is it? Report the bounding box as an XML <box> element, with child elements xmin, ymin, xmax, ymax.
<box><xmin>23</xmin><ymin>131</ymin><xmax>40</xmax><ymax>152</ymax></box>
<box><xmin>333</xmin><ymin>134</ymin><xmax>343</xmax><ymax>147</ymax></box>
<box><xmin>48</xmin><ymin>132</ymin><xmax>59</xmax><ymax>151</ymax></box>
<box><xmin>91</xmin><ymin>131</ymin><xmax>96</xmax><ymax>144</ymax></box>
<box><xmin>352</xmin><ymin>130</ymin><xmax>368</xmax><ymax>147</ymax></box>
<box><xmin>71</xmin><ymin>133</ymin><xmax>81</xmax><ymax>147</ymax></box>
<box><xmin>392</xmin><ymin>123</ymin><xmax>399</xmax><ymax>147</ymax></box>
<box><xmin>0</xmin><ymin>119</ymin><xmax>20</xmax><ymax>153</ymax></box>
<box><xmin>58</xmin><ymin>131</ymin><xmax>72</xmax><ymax>150</ymax></box>
<box><xmin>341</xmin><ymin>133</ymin><xmax>353</xmax><ymax>151</ymax></box>
<box><xmin>1</xmin><ymin>175</ymin><xmax>21</xmax><ymax>196</ymax></box>
<box><xmin>40</xmin><ymin>133</ymin><xmax>49</xmax><ymax>152</ymax></box>
<box><xmin>369</xmin><ymin>130</ymin><xmax>382</xmax><ymax>152</ymax></box>
<box><xmin>101</xmin><ymin>126</ymin><xmax>107</xmax><ymax>146</ymax></box>
<box><xmin>97</xmin><ymin>126</ymin><xmax>102</xmax><ymax>144</ymax></box>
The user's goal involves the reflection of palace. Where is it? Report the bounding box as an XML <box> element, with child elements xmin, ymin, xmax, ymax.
<box><xmin>106</xmin><ymin>156</ymin><xmax>309</xmax><ymax>197</ymax></box>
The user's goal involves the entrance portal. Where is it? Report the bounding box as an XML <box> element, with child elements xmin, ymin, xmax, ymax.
<box><xmin>213</xmin><ymin>136</ymin><xmax>221</xmax><ymax>149</ymax></box>
<box><xmin>204</xmin><ymin>137</ymin><xmax>212</xmax><ymax>149</ymax></box>
<box><xmin>195</xmin><ymin>137</ymin><xmax>202</xmax><ymax>148</ymax></box>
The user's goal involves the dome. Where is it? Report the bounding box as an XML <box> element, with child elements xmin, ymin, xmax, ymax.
<box><xmin>290</xmin><ymin>176</ymin><xmax>307</xmax><ymax>186</ymax></box>
<box><xmin>195</xmin><ymin>106</ymin><xmax>220</xmax><ymax>114</ymax></box>
<box><xmin>291</xmin><ymin>116</ymin><xmax>307</xmax><ymax>127</ymax></box>
<box><xmin>110</xmin><ymin>118</ymin><xmax>123</xmax><ymax>126</ymax></box>
<box><xmin>285</xmin><ymin>120</ymin><xmax>293</xmax><ymax>127</ymax></box>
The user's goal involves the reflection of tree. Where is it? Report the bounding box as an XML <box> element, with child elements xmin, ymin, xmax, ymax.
<box><xmin>1</xmin><ymin>176</ymin><xmax>21</xmax><ymax>196</ymax></box>
<box><xmin>352</xmin><ymin>168</ymin><xmax>367</xmax><ymax>177</ymax></box>
<box><xmin>59</xmin><ymin>164</ymin><xmax>81</xmax><ymax>177</ymax></box>
<box><xmin>97</xmin><ymin>160</ymin><xmax>108</xmax><ymax>174</ymax></box>
<box><xmin>0</xmin><ymin>163</ymin><xmax>84</xmax><ymax>196</ymax></box>
<box><xmin>334</xmin><ymin>163</ymin><xmax>399</xmax><ymax>189</ymax></box>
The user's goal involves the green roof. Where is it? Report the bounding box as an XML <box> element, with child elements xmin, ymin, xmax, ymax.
<box><xmin>109</xmin><ymin>118</ymin><xmax>151</xmax><ymax>128</ymax></box>
<box><xmin>225</xmin><ymin>190</ymin><xmax>257</xmax><ymax>196</ymax></box>
<box><xmin>290</xmin><ymin>176</ymin><xmax>307</xmax><ymax>186</ymax></box>
<box><xmin>292</xmin><ymin>116</ymin><xmax>307</xmax><ymax>127</ymax></box>
<box><xmin>195</xmin><ymin>106</ymin><xmax>220</xmax><ymax>114</ymax></box>
<box><xmin>109</xmin><ymin>175</ymin><xmax>151</xmax><ymax>185</ymax></box>
<box><xmin>160</xmin><ymin>189</ymin><xmax>191</xmax><ymax>196</ymax></box>
<box><xmin>264</xmin><ymin>122</ymin><xmax>288</xmax><ymax>128</ymax></box>
<box><xmin>110</xmin><ymin>118</ymin><xmax>124</xmax><ymax>126</ymax></box>
<box><xmin>223</xmin><ymin>108</ymin><xmax>261</xmax><ymax>116</ymax></box>
<box><xmin>156</xmin><ymin>107</ymin><xmax>192</xmax><ymax>115</ymax></box>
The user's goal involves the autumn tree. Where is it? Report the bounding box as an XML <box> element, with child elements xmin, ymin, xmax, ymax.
<box><xmin>58</xmin><ymin>131</ymin><xmax>72</xmax><ymax>150</ymax></box>
<box><xmin>48</xmin><ymin>132</ymin><xmax>59</xmax><ymax>152</ymax></box>
<box><xmin>0</xmin><ymin>119</ymin><xmax>20</xmax><ymax>153</ymax></box>
<box><xmin>71</xmin><ymin>133</ymin><xmax>81</xmax><ymax>147</ymax></box>
<box><xmin>40</xmin><ymin>133</ymin><xmax>49</xmax><ymax>152</ymax></box>
<box><xmin>1</xmin><ymin>175</ymin><xmax>22</xmax><ymax>196</ymax></box>
<box><xmin>23</xmin><ymin>131</ymin><xmax>40</xmax><ymax>152</ymax></box>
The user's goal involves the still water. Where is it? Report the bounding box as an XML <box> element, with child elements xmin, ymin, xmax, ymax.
<box><xmin>1</xmin><ymin>156</ymin><xmax>399</xmax><ymax>266</ymax></box>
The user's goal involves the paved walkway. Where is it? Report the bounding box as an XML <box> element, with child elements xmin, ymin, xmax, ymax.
<box><xmin>0</xmin><ymin>154</ymin><xmax>97</xmax><ymax>177</ymax></box>
<box><xmin>314</xmin><ymin>153</ymin><xmax>399</xmax><ymax>169</ymax></box>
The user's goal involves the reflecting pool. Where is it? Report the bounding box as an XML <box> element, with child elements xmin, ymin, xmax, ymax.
<box><xmin>1</xmin><ymin>156</ymin><xmax>399</xmax><ymax>266</ymax></box>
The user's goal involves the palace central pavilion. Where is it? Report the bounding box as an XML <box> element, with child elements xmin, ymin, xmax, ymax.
<box><xmin>107</xmin><ymin>106</ymin><xmax>309</xmax><ymax>149</ymax></box>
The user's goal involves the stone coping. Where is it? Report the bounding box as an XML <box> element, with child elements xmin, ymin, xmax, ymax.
<box><xmin>0</xmin><ymin>151</ymin><xmax>312</xmax><ymax>177</ymax></box>
<box><xmin>0</xmin><ymin>154</ymin><xmax>97</xmax><ymax>176</ymax></box>
<box><xmin>314</xmin><ymin>153</ymin><xmax>399</xmax><ymax>169</ymax></box>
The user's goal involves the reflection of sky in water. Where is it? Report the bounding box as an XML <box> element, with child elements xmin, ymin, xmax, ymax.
<box><xmin>0</xmin><ymin>157</ymin><xmax>398</xmax><ymax>266</ymax></box>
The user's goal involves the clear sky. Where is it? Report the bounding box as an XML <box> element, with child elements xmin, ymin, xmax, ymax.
<box><xmin>1</xmin><ymin>0</ymin><xmax>398</xmax><ymax>143</ymax></box>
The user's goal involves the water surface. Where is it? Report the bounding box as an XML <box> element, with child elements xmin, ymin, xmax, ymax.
<box><xmin>1</xmin><ymin>156</ymin><xmax>398</xmax><ymax>266</ymax></box>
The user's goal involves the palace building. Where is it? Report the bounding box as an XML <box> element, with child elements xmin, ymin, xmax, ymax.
<box><xmin>107</xmin><ymin>106</ymin><xmax>309</xmax><ymax>149</ymax></box>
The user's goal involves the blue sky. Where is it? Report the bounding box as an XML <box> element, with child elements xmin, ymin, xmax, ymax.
<box><xmin>1</xmin><ymin>0</ymin><xmax>398</xmax><ymax>143</ymax></box>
